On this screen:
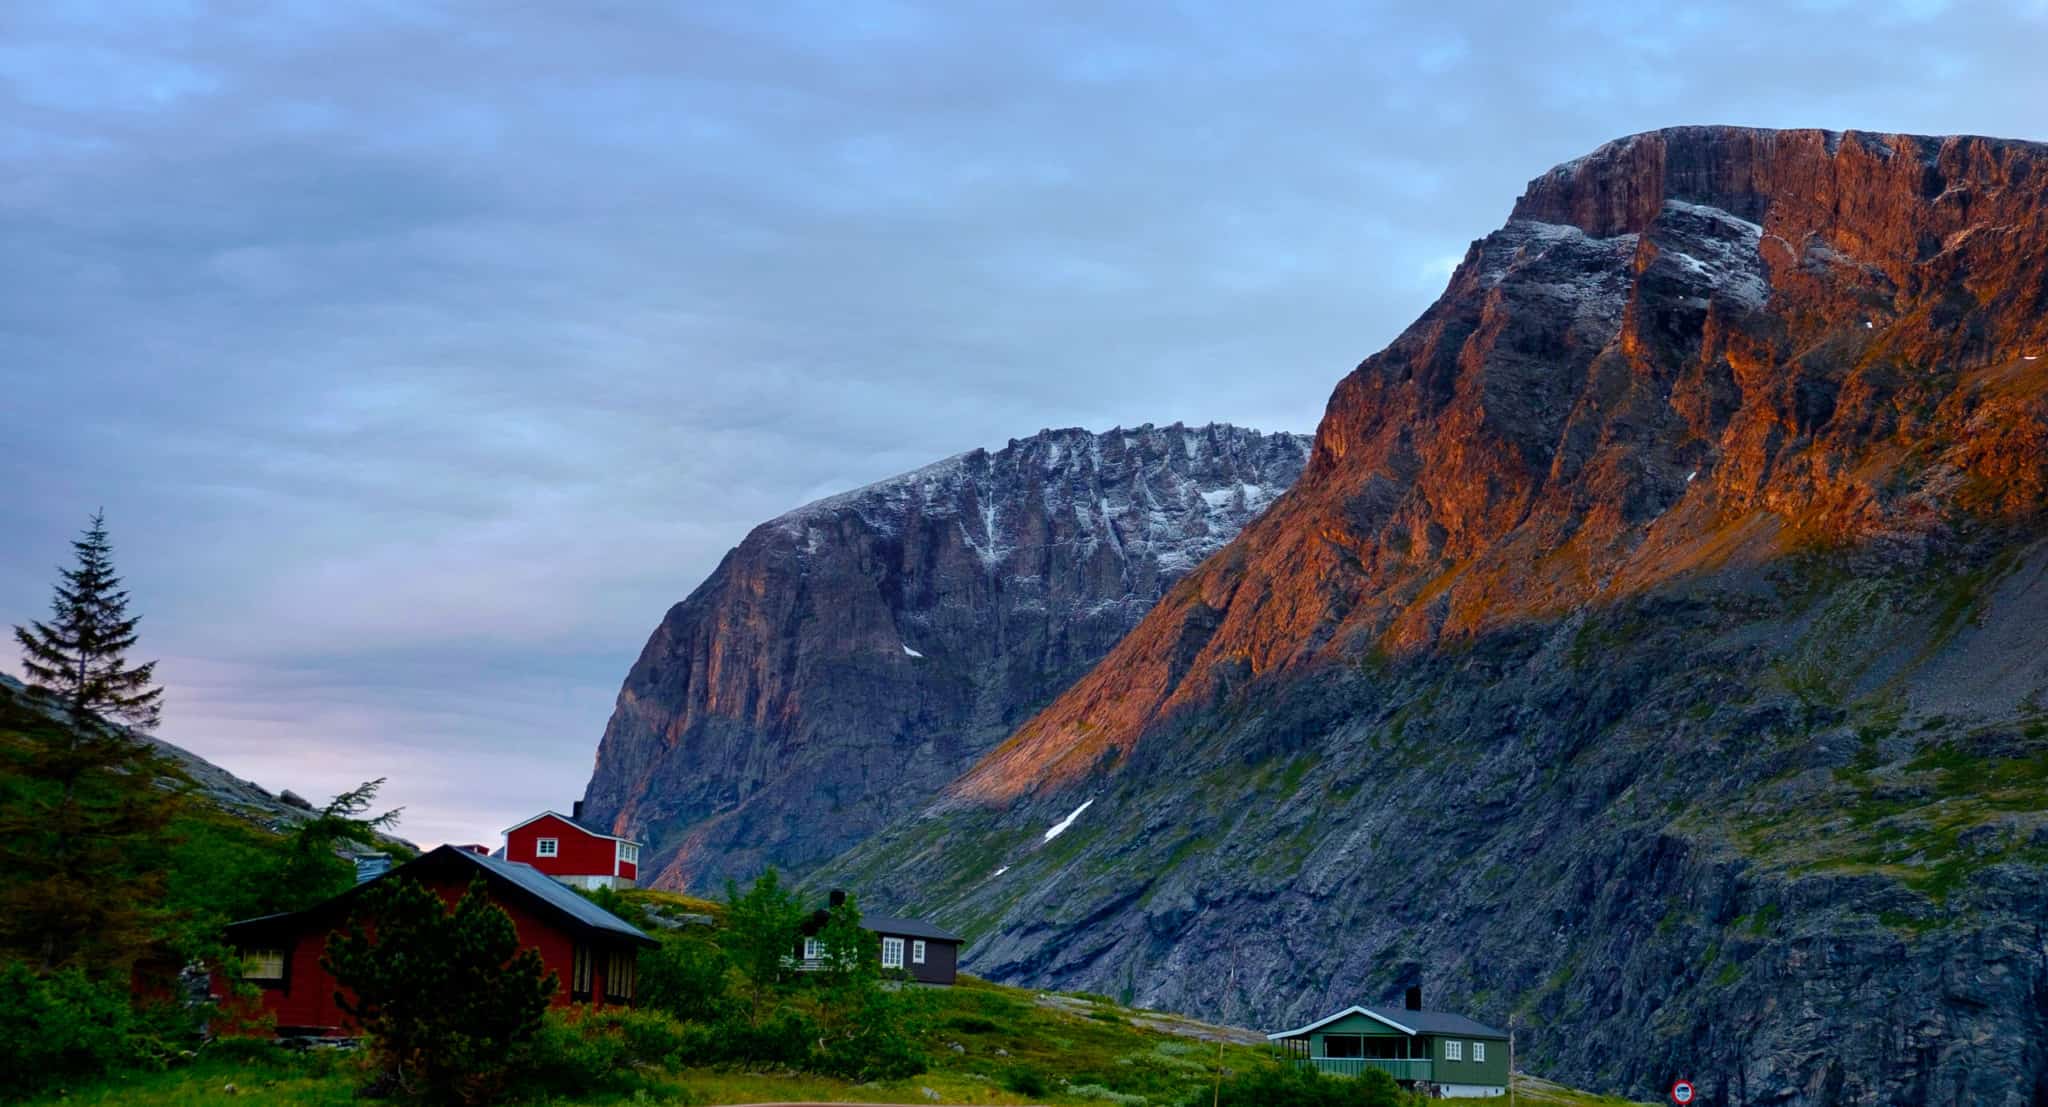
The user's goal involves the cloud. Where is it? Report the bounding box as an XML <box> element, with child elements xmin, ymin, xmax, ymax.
<box><xmin>4</xmin><ymin>0</ymin><xmax>2046</xmax><ymax>847</ymax></box>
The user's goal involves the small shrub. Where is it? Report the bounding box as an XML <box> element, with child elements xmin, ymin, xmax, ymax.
<box><xmin>639</xmin><ymin>933</ymin><xmax>736</xmax><ymax>1024</ymax></box>
<box><xmin>1215</xmin><ymin>1061</ymin><xmax>1405</xmax><ymax>1107</ymax></box>
<box><xmin>0</xmin><ymin>964</ymin><xmax>166</xmax><ymax>1096</ymax></box>
<box><xmin>945</xmin><ymin>1014</ymin><xmax>1003</xmax><ymax>1035</ymax></box>
<box><xmin>680</xmin><ymin>1009</ymin><xmax>820</xmax><ymax>1068</ymax></box>
<box><xmin>1000</xmin><ymin>1065</ymin><xmax>1050</xmax><ymax>1096</ymax></box>
<box><xmin>1069</xmin><ymin>1082</ymin><xmax>1148</xmax><ymax>1105</ymax></box>
<box><xmin>516</xmin><ymin>1007</ymin><xmax>690</xmax><ymax>1093</ymax></box>
<box><xmin>518</xmin><ymin>1012</ymin><xmax>629</xmax><ymax>1089</ymax></box>
<box><xmin>575</xmin><ymin>886</ymin><xmax>651</xmax><ymax>929</ymax></box>
<box><xmin>815</xmin><ymin>989</ymin><xmax>927</xmax><ymax>1082</ymax></box>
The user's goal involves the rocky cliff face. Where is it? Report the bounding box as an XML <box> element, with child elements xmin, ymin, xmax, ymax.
<box><xmin>815</xmin><ymin>128</ymin><xmax>2048</xmax><ymax>1105</ymax></box>
<box><xmin>581</xmin><ymin>423</ymin><xmax>1311</xmax><ymax>891</ymax></box>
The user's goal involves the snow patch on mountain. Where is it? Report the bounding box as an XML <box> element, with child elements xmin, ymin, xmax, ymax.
<box><xmin>1043</xmin><ymin>798</ymin><xmax>1094</xmax><ymax>841</ymax></box>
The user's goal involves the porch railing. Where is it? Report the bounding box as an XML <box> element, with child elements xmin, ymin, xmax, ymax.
<box><xmin>1296</xmin><ymin>1057</ymin><xmax>1434</xmax><ymax>1082</ymax></box>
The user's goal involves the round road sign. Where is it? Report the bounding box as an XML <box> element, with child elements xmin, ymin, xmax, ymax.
<box><xmin>1671</xmin><ymin>1080</ymin><xmax>1696</xmax><ymax>1104</ymax></box>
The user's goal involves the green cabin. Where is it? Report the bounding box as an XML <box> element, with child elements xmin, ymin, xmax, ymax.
<box><xmin>1267</xmin><ymin>1002</ymin><xmax>1510</xmax><ymax>1098</ymax></box>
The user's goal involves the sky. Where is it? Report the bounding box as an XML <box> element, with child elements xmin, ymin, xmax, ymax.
<box><xmin>5</xmin><ymin>1</ymin><xmax>2046</xmax><ymax>848</ymax></box>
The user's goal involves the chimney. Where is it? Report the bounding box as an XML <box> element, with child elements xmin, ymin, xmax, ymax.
<box><xmin>354</xmin><ymin>853</ymin><xmax>392</xmax><ymax>885</ymax></box>
<box><xmin>572</xmin><ymin>800</ymin><xmax>585</xmax><ymax>821</ymax></box>
<box><xmin>829</xmin><ymin>888</ymin><xmax>847</xmax><ymax>908</ymax></box>
<box><xmin>1404</xmin><ymin>985</ymin><xmax>1423</xmax><ymax>1012</ymax></box>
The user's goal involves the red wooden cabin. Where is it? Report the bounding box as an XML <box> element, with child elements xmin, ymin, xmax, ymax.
<box><xmin>219</xmin><ymin>844</ymin><xmax>655</xmax><ymax>1037</ymax></box>
<box><xmin>503</xmin><ymin>802</ymin><xmax>642</xmax><ymax>890</ymax></box>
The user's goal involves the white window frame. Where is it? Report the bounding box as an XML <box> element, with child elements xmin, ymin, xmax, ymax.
<box><xmin>1445</xmin><ymin>1040</ymin><xmax>1463</xmax><ymax>1061</ymax></box>
<box><xmin>803</xmin><ymin>937</ymin><xmax>822</xmax><ymax>961</ymax></box>
<box><xmin>536</xmin><ymin>837</ymin><xmax>558</xmax><ymax>857</ymax></box>
<box><xmin>912</xmin><ymin>939</ymin><xmax>926</xmax><ymax>964</ymax></box>
<box><xmin>618</xmin><ymin>842</ymin><xmax>638</xmax><ymax>864</ymax></box>
<box><xmin>1474</xmin><ymin>1041</ymin><xmax>1486</xmax><ymax>1062</ymax></box>
<box><xmin>881</xmin><ymin>936</ymin><xmax>905</xmax><ymax>969</ymax></box>
<box><xmin>241</xmin><ymin>947</ymin><xmax>286</xmax><ymax>981</ymax></box>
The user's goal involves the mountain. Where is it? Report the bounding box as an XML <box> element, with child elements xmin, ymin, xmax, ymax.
<box><xmin>814</xmin><ymin>127</ymin><xmax>2048</xmax><ymax>1105</ymax></box>
<box><xmin>580</xmin><ymin>422</ymin><xmax>1312</xmax><ymax>891</ymax></box>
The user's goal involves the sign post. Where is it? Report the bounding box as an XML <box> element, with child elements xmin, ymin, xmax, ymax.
<box><xmin>1670</xmin><ymin>1079</ymin><xmax>1696</xmax><ymax>1105</ymax></box>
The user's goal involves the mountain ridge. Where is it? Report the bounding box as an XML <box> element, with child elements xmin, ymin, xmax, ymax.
<box><xmin>581</xmin><ymin>421</ymin><xmax>1312</xmax><ymax>891</ymax></box>
<box><xmin>947</xmin><ymin>124</ymin><xmax>2048</xmax><ymax>807</ymax></box>
<box><xmin>812</xmin><ymin>125</ymin><xmax>2048</xmax><ymax>1105</ymax></box>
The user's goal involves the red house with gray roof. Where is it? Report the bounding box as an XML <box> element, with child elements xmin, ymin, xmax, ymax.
<box><xmin>220</xmin><ymin>844</ymin><xmax>655</xmax><ymax>1037</ymax></box>
<box><xmin>503</xmin><ymin>801</ymin><xmax>643</xmax><ymax>890</ymax></box>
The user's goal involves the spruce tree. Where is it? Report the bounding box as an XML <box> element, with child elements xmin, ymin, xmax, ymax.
<box><xmin>0</xmin><ymin>512</ymin><xmax>180</xmax><ymax>975</ymax></box>
<box><xmin>13</xmin><ymin>510</ymin><xmax>163</xmax><ymax>729</ymax></box>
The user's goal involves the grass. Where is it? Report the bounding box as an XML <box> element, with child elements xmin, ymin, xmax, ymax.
<box><xmin>20</xmin><ymin>1052</ymin><xmax>361</xmax><ymax>1107</ymax></box>
<box><xmin>1512</xmin><ymin>1073</ymin><xmax>1659</xmax><ymax>1106</ymax></box>
<box><xmin>622</xmin><ymin>887</ymin><xmax>729</xmax><ymax>922</ymax></box>
<box><xmin>21</xmin><ymin>976</ymin><xmax>1268</xmax><ymax>1107</ymax></box>
<box><xmin>22</xmin><ymin>975</ymin><xmax>1647</xmax><ymax>1106</ymax></box>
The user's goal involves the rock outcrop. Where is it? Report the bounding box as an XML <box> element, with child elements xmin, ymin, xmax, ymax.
<box><xmin>814</xmin><ymin>128</ymin><xmax>2048</xmax><ymax>1105</ymax></box>
<box><xmin>580</xmin><ymin>423</ymin><xmax>1311</xmax><ymax>891</ymax></box>
<box><xmin>0</xmin><ymin>672</ymin><xmax>416</xmax><ymax>848</ymax></box>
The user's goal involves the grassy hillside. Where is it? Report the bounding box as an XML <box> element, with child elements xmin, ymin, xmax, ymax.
<box><xmin>23</xmin><ymin>975</ymin><xmax>1642</xmax><ymax>1106</ymax></box>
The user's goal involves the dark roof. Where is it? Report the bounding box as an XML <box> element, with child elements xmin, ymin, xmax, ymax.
<box><xmin>1268</xmin><ymin>1005</ymin><xmax>1509</xmax><ymax>1041</ymax></box>
<box><xmin>225</xmin><ymin>844</ymin><xmax>655</xmax><ymax>947</ymax></box>
<box><xmin>456</xmin><ymin>850</ymin><xmax>653</xmax><ymax>944</ymax></box>
<box><xmin>1362</xmin><ymin>1006</ymin><xmax>1508</xmax><ymax>1039</ymax></box>
<box><xmin>862</xmin><ymin>913</ymin><xmax>963</xmax><ymax>943</ymax></box>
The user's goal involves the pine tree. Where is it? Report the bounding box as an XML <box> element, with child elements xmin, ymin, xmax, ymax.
<box><xmin>13</xmin><ymin>510</ymin><xmax>163</xmax><ymax>729</ymax></box>
<box><xmin>325</xmin><ymin>875</ymin><xmax>556</xmax><ymax>1104</ymax></box>
<box><xmin>266</xmin><ymin>778</ymin><xmax>403</xmax><ymax>913</ymax></box>
<box><xmin>0</xmin><ymin>513</ymin><xmax>181</xmax><ymax>975</ymax></box>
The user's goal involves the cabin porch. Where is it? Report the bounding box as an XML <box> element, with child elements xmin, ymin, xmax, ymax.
<box><xmin>1275</xmin><ymin>1033</ymin><xmax>1434</xmax><ymax>1082</ymax></box>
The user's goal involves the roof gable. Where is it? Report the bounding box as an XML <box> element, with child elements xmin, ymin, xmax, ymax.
<box><xmin>501</xmin><ymin>810</ymin><xmax>640</xmax><ymax>846</ymax></box>
<box><xmin>1267</xmin><ymin>1005</ymin><xmax>1417</xmax><ymax>1039</ymax></box>
<box><xmin>1266</xmin><ymin>1005</ymin><xmax>1511</xmax><ymax>1041</ymax></box>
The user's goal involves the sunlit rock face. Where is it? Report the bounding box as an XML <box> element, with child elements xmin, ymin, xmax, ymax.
<box><xmin>580</xmin><ymin>422</ymin><xmax>1310</xmax><ymax>891</ymax></box>
<box><xmin>954</xmin><ymin>126</ymin><xmax>2048</xmax><ymax>803</ymax></box>
<box><xmin>816</xmin><ymin>128</ymin><xmax>2048</xmax><ymax>1106</ymax></box>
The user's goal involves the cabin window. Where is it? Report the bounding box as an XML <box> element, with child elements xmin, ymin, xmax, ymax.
<box><xmin>803</xmin><ymin>938</ymin><xmax>822</xmax><ymax>961</ymax></box>
<box><xmin>619</xmin><ymin>843</ymin><xmax>638</xmax><ymax>864</ymax></box>
<box><xmin>912</xmin><ymin>939</ymin><xmax>926</xmax><ymax>964</ymax></box>
<box><xmin>571</xmin><ymin>944</ymin><xmax>593</xmax><ymax>1000</ymax></box>
<box><xmin>1323</xmin><ymin>1035</ymin><xmax>1363</xmax><ymax>1059</ymax></box>
<box><xmin>1474</xmin><ymin>1041</ymin><xmax>1486</xmax><ymax>1062</ymax></box>
<box><xmin>881</xmin><ymin>936</ymin><xmax>905</xmax><ymax>969</ymax></box>
<box><xmin>605</xmin><ymin>950</ymin><xmax>635</xmax><ymax>1001</ymax></box>
<box><xmin>1445</xmin><ymin>1040</ymin><xmax>1463</xmax><ymax>1061</ymax></box>
<box><xmin>241</xmin><ymin>947</ymin><xmax>286</xmax><ymax>981</ymax></box>
<box><xmin>537</xmin><ymin>837</ymin><xmax>558</xmax><ymax>857</ymax></box>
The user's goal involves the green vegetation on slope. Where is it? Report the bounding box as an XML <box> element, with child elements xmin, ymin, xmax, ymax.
<box><xmin>23</xmin><ymin>975</ymin><xmax>1517</xmax><ymax>1106</ymax></box>
<box><xmin>1716</xmin><ymin>717</ymin><xmax>2048</xmax><ymax>914</ymax></box>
